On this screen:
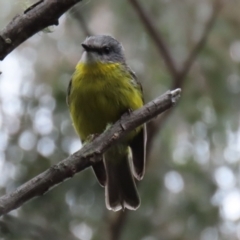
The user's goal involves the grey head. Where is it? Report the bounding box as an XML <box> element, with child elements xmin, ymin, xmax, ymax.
<box><xmin>80</xmin><ymin>35</ymin><xmax>126</xmax><ymax>64</ymax></box>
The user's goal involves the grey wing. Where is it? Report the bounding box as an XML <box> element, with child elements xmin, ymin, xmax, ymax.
<box><xmin>127</xmin><ymin>66</ymin><xmax>144</xmax><ymax>101</ymax></box>
<box><xmin>130</xmin><ymin>122</ymin><xmax>147</xmax><ymax>180</ymax></box>
<box><xmin>126</xmin><ymin>66</ymin><xmax>147</xmax><ymax>180</ymax></box>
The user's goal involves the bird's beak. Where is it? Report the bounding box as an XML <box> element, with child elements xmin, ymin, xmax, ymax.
<box><xmin>81</xmin><ymin>43</ymin><xmax>91</xmax><ymax>52</ymax></box>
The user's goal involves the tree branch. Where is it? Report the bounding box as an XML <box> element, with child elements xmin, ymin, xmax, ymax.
<box><xmin>148</xmin><ymin>0</ymin><xmax>221</xmax><ymax>147</ymax></box>
<box><xmin>0</xmin><ymin>89</ymin><xmax>181</xmax><ymax>216</ymax></box>
<box><xmin>0</xmin><ymin>0</ymin><xmax>82</xmax><ymax>60</ymax></box>
<box><xmin>128</xmin><ymin>0</ymin><xmax>221</xmax><ymax>88</ymax></box>
<box><xmin>128</xmin><ymin>0</ymin><xmax>178</xmax><ymax>79</ymax></box>
<box><xmin>173</xmin><ymin>0</ymin><xmax>222</xmax><ymax>88</ymax></box>
<box><xmin>70</xmin><ymin>7</ymin><xmax>92</xmax><ymax>36</ymax></box>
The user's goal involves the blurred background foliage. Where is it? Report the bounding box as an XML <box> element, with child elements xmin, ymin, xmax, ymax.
<box><xmin>1</xmin><ymin>0</ymin><xmax>240</xmax><ymax>239</ymax></box>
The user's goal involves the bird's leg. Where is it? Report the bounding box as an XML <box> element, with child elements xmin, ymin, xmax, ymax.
<box><xmin>82</xmin><ymin>133</ymin><xmax>100</xmax><ymax>146</ymax></box>
<box><xmin>121</xmin><ymin>108</ymin><xmax>133</xmax><ymax>119</ymax></box>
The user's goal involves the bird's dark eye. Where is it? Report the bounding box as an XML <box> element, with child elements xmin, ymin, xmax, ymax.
<box><xmin>103</xmin><ymin>46</ymin><xmax>110</xmax><ymax>54</ymax></box>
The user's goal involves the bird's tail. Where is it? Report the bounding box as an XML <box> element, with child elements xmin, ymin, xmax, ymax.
<box><xmin>104</xmin><ymin>144</ymin><xmax>140</xmax><ymax>211</ymax></box>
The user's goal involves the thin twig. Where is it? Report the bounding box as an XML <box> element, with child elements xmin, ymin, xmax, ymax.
<box><xmin>0</xmin><ymin>89</ymin><xmax>181</xmax><ymax>216</ymax></box>
<box><xmin>174</xmin><ymin>0</ymin><xmax>222</xmax><ymax>88</ymax></box>
<box><xmin>70</xmin><ymin>7</ymin><xmax>92</xmax><ymax>36</ymax></box>
<box><xmin>149</xmin><ymin>0</ymin><xmax>221</xmax><ymax>147</ymax></box>
<box><xmin>128</xmin><ymin>0</ymin><xmax>178</xmax><ymax>79</ymax></box>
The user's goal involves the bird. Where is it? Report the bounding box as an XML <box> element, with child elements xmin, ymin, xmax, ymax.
<box><xmin>67</xmin><ymin>35</ymin><xmax>146</xmax><ymax>211</ymax></box>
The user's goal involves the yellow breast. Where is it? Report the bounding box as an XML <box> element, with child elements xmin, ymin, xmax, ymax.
<box><xmin>69</xmin><ymin>62</ymin><xmax>143</xmax><ymax>141</ymax></box>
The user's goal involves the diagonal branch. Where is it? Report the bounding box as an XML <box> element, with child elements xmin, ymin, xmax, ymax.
<box><xmin>0</xmin><ymin>0</ymin><xmax>82</xmax><ymax>60</ymax></box>
<box><xmin>0</xmin><ymin>89</ymin><xmax>181</xmax><ymax>217</ymax></box>
<box><xmin>128</xmin><ymin>0</ymin><xmax>179</xmax><ymax>79</ymax></box>
<box><xmin>70</xmin><ymin>7</ymin><xmax>92</xmax><ymax>36</ymax></box>
<box><xmin>174</xmin><ymin>0</ymin><xmax>222</xmax><ymax>88</ymax></box>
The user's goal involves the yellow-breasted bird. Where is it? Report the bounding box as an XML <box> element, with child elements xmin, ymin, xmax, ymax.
<box><xmin>67</xmin><ymin>35</ymin><xmax>147</xmax><ymax>211</ymax></box>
